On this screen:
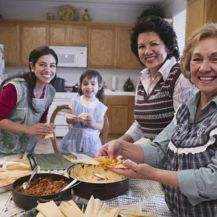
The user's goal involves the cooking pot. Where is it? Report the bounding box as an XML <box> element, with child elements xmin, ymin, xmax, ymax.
<box><xmin>12</xmin><ymin>173</ymin><xmax>72</xmax><ymax>210</ymax></box>
<box><xmin>67</xmin><ymin>164</ymin><xmax>128</xmax><ymax>200</ymax></box>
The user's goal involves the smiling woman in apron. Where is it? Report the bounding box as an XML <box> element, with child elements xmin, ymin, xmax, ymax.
<box><xmin>0</xmin><ymin>46</ymin><xmax>58</xmax><ymax>154</ymax></box>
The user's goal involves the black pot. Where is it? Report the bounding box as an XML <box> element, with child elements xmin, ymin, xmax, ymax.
<box><xmin>67</xmin><ymin>164</ymin><xmax>128</xmax><ymax>200</ymax></box>
<box><xmin>12</xmin><ymin>173</ymin><xmax>72</xmax><ymax>210</ymax></box>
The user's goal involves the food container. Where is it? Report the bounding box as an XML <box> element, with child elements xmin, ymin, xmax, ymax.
<box><xmin>67</xmin><ymin>163</ymin><xmax>128</xmax><ymax>200</ymax></box>
<box><xmin>12</xmin><ymin>173</ymin><xmax>72</xmax><ymax>210</ymax></box>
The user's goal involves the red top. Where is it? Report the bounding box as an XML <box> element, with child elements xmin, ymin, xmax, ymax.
<box><xmin>0</xmin><ymin>83</ymin><xmax>48</xmax><ymax>122</ymax></box>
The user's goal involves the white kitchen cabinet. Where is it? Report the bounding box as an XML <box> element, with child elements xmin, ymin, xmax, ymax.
<box><xmin>48</xmin><ymin>92</ymin><xmax>78</xmax><ymax>137</ymax></box>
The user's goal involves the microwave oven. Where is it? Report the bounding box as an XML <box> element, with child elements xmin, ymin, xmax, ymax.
<box><xmin>49</xmin><ymin>46</ymin><xmax>87</xmax><ymax>68</ymax></box>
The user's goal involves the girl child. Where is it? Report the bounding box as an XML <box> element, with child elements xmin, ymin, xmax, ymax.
<box><xmin>60</xmin><ymin>70</ymin><xmax>107</xmax><ymax>156</ymax></box>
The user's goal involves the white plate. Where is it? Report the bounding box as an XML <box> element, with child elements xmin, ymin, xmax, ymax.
<box><xmin>0</xmin><ymin>183</ymin><xmax>12</xmax><ymax>193</ymax></box>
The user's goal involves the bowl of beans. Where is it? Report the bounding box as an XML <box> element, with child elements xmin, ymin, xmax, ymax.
<box><xmin>12</xmin><ymin>173</ymin><xmax>71</xmax><ymax>210</ymax></box>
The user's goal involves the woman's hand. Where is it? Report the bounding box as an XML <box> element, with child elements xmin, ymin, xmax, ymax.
<box><xmin>112</xmin><ymin>159</ymin><xmax>179</xmax><ymax>187</ymax></box>
<box><xmin>66</xmin><ymin>115</ymin><xmax>79</xmax><ymax>125</ymax></box>
<box><xmin>111</xmin><ymin>159</ymin><xmax>155</xmax><ymax>180</ymax></box>
<box><xmin>66</xmin><ymin>113</ymin><xmax>92</xmax><ymax>126</ymax></box>
<box><xmin>25</xmin><ymin>123</ymin><xmax>54</xmax><ymax>136</ymax></box>
<box><xmin>79</xmin><ymin>114</ymin><xmax>105</xmax><ymax>131</ymax></box>
<box><xmin>97</xmin><ymin>139</ymin><xmax>122</xmax><ymax>158</ymax></box>
<box><xmin>97</xmin><ymin>139</ymin><xmax>144</xmax><ymax>163</ymax></box>
<box><xmin>82</xmin><ymin>114</ymin><xmax>92</xmax><ymax>124</ymax></box>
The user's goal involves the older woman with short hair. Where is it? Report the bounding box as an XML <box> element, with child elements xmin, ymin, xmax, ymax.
<box><xmin>119</xmin><ymin>16</ymin><xmax>196</xmax><ymax>144</ymax></box>
<box><xmin>99</xmin><ymin>23</ymin><xmax>217</xmax><ymax>217</ymax></box>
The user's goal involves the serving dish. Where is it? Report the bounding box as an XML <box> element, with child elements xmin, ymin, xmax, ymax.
<box><xmin>12</xmin><ymin>173</ymin><xmax>72</xmax><ymax>210</ymax></box>
<box><xmin>0</xmin><ymin>183</ymin><xmax>12</xmax><ymax>193</ymax></box>
<box><xmin>67</xmin><ymin>163</ymin><xmax>128</xmax><ymax>200</ymax></box>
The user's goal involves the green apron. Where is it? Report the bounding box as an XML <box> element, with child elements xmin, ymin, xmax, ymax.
<box><xmin>0</xmin><ymin>78</ymin><xmax>55</xmax><ymax>154</ymax></box>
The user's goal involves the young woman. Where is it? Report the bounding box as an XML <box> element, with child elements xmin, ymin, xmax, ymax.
<box><xmin>0</xmin><ymin>46</ymin><xmax>58</xmax><ymax>154</ymax></box>
<box><xmin>60</xmin><ymin>70</ymin><xmax>107</xmax><ymax>157</ymax></box>
<box><xmin>98</xmin><ymin>23</ymin><xmax>217</xmax><ymax>217</ymax></box>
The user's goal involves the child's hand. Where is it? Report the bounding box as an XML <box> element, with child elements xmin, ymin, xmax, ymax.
<box><xmin>78</xmin><ymin>113</ymin><xmax>91</xmax><ymax>122</ymax></box>
<box><xmin>84</xmin><ymin>115</ymin><xmax>92</xmax><ymax>126</ymax></box>
<box><xmin>66</xmin><ymin>114</ymin><xmax>79</xmax><ymax>124</ymax></box>
<box><xmin>77</xmin><ymin>113</ymin><xmax>92</xmax><ymax>127</ymax></box>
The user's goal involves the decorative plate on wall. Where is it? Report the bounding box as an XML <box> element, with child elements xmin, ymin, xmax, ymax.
<box><xmin>58</xmin><ymin>5</ymin><xmax>79</xmax><ymax>21</ymax></box>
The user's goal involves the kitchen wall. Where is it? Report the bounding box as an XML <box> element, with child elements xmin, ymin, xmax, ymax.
<box><xmin>0</xmin><ymin>0</ymin><xmax>186</xmax><ymax>23</ymax></box>
<box><xmin>0</xmin><ymin>0</ymin><xmax>186</xmax><ymax>91</ymax></box>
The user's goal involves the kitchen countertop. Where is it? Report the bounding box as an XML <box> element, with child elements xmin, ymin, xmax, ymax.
<box><xmin>55</xmin><ymin>89</ymin><xmax>135</xmax><ymax>98</ymax></box>
<box><xmin>104</xmin><ymin>89</ymin><xmax>135</xmax><ymax>96</ymax></box>
<box><xmin>0</xmin><ymin>179</ymin><xmax>172</xmax><ymax>217</ymax></box>
<box><xmin>0</xmin><ymin>154</ymin><xmax>172</xmax><ymax>217</ymax></box>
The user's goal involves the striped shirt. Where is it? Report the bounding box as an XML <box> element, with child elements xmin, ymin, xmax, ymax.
<box><xmin>126</xmin><ymin>57</ymin><xmax>197</xmax><ymax>141</ymax></box>
<box><xmin>134</xmin><ymin>63</ymin><xmax>180</xmax><ymax>140</ymax></box>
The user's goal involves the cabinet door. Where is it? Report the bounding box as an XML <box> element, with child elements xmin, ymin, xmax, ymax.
<box><xmin>49</xmin><ymin>24</ymin><xmax>87</xmax><ymax>46</ymax></box>
<box><xmin>115</xmin><ymin>26</ymin><xmax>142</xmax><ymax>69</ymax></box>
<box><xmin>204</xmin><ymin>0</ymin><xmax>217</xmax><ymax>25</ymax></box>
<box><xmin>88</xmin><ymin>25</ymin><xmax>115</xmax><ymax>68</ymax></box>
<box><xmin>186</xmin><ymin>0</ymin><xmax>217</xmax><ymax>40</ymax></box>
<box><xmin>21</xmin><ymin>23</ymin><xmax>49</xmax><ymax>66</ymax></box>
<box><xmin>0</xmin><ymin>22</ymin><xmax>20</xmax><ymax>66</ymax></box>
<box><xmin>67</xmin><ymin>24</ymin><xmax>87</xmax><ymax>46</ymax></box>
<box><xmin>186</xmin><ymin>0</ymin><xmax>204</xmax><ymax>40</ymax></box>
<box><xmin>104</xmin><ymin>96</ymin><xmax>134</xmax><ymax>135</ymax></box>
<box><xmin>49</xmin><ymin>24</ymin><xmax>67</xmax><ymax>45</ymax></box>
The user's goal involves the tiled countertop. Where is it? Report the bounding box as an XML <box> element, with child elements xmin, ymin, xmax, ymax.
<box><xmin>55</xmin><ymin>89</ymin><xmax>135</xmax><ymax>98</ymax></box>
<box><xmin>104</xmin><ymin>89</ymin><xmax>135</xmax><ymax>96</ymax></box>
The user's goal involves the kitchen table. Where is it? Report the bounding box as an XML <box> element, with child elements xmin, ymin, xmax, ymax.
<box><xmin>0</xmin><ymin>154</ymin><xmax>172</xmax><ymax>217</ymax></box>
<box><xmin>0</xmin><ymin>180</ymin><xmax>172</xmax><ymax>217</ymax></box>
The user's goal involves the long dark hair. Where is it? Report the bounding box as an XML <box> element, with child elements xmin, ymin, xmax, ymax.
<box><xmin>131</xmin><ymin>16</ymin><xmax>180</xmax><ymax>64</ymax></box>
<box><xmin>78</xmin><ymin>70</ymin><xmax>104</xmax><ymax>102</ymax></box>
<box><xmin>0</xmin><ymin>46</ymin><xmax>58</xmax><ymax>112</ymax></box>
